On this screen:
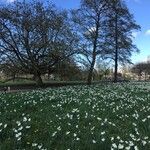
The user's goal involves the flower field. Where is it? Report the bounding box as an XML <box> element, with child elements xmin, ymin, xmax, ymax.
<box><xmin>0</xmin><ymin>82</ymin><xmax>150</xmax><ymax>150</ymax></box>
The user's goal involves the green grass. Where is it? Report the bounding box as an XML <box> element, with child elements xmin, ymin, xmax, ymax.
<box><xmin>0</xmin><ymin>82</ymin><xmax>150</xmax><ymax>150</ymax></box>
<box><xmin>0</xmin><ymin>80</ymin><xmax>86</xmax><ymax>87</ymax></box>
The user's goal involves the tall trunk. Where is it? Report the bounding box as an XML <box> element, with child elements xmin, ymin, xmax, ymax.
<box><xmin>87</xmin><ymin>57</ymin><xmax>96</xmax><ymax>85</ymax></box>
<box><xmin>87</xmin><ymin>25</ymin><xmax>99</xmax><ymax>85</ymax></box>
<box><xmin>144</xmin><ymin>72</ymin><xmax>146</xmax><ymax>81</ymax></box>
<box><xmin>12</xmin><ymin>74</ymin><xmax>16</xmax><ymax>82</ymax></box>
<box><xmin>48</xmin><ymin>69</ymin><xmax>50</xmax><ymax>80</ymax></box>
<box><xmin>138</xmin><ymin>74</ymin><xmax>141</xmax><ymax>81</ymax></box>
<box><xmin>114</xmin><ymin>4</ymin><xmax>118</xmax><ymax>83</ymax></box>
<box><xmin>34</xmin><ymin>72</ymin><xmax>43</xmax><ymax>87</ymax></box>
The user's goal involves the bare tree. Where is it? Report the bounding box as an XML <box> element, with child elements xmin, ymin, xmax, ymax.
<box><xmin>72</xmin><ymin>0</ymin><xmax>109</xmax><ymax>85</ymax></box>
<box><xmin>132</xmin><ymin>62</ymin><xmax>150</xmax><ymax>81</ymax></box>
<box><xmin>0</xmin><ymin>1</ymin><xmax>78</xmax><ymax>86</ymax></box>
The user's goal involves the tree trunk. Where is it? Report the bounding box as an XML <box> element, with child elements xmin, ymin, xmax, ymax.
<box><xmin>87</xmin><ymin>21</ymin><xmax>99</xmax><ymax>85</ymax></box>
<box><xmin>114</xmin><ymin>49</ymin><xmax>118</xmax><ymax>82</ymax></box>
<box><xmin>12</xmin><ymin>74</ymin><xmax>16</xmax><ymax>82</ymax></box>
<box><xmin>87</xmin><ymin>40</ymin><xmax>97</xmax><ymax>85</ymax></box>
<box><xmin>144</xmin><ymin>72</ymin><xmax>146</xmax><ymax>81</ymax></box>
<box><xmin>87</xmin><ymin>59</ymin><xmax>96</xmax><ymax>85</ymax></box>
<box><xmin>114</xmin><ymin>4</ymin><xmax>118</xmax><ymax>83</ymax></box>
<box><xmin>34</xmin><ymin>72</ymin><xmax>43</xmax><ymax>87</ymax></box>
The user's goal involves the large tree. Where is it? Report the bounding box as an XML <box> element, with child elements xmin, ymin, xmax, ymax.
<box><xmin>103</xmin><ymin>0</ymin><xmax>140</xmax><ymax>82</ymax></box>
<box><xmin>0</xmin><ymin>1</ymin><xmax>78</xmax><ymax>86</ymax></box>
<box><xmin>72</xmin><ymin>0</ymin><xmax>109</xmax><ymax>85</ymax></box>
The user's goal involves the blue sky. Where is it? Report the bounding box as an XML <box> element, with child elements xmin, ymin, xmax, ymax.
<box><xmin>2</xmin><ymin>0</ymin><xmax>150</xmax><ymax>64</ymax></box>
<box><xmin>126</xmin><ymin>0</ymin><xmax>150</xmax><ymax>63</ymax></box>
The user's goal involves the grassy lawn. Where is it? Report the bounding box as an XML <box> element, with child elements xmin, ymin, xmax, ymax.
<box><xmin>0</xmin><ymin>82</ymin><xmax>150</xmax><ymax>150</ymax></box>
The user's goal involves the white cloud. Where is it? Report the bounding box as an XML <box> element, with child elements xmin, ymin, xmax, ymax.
<box><xmin>145</xmin><ymin>29</ymin><xmax>150</xmax><ymax>35</ymax></box>
<box><xmin>6</xmin><ymin>0</ymin><xmax>16</xmax><ymax>3</ymax></box>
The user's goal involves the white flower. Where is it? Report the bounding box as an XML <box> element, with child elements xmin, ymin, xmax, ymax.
<box><xmin>66</xmin><ymin>131</ymin><xmax>70</xmax><ymax>135</ymax></box>
<box><xmin>26</xmin><ymin>126</ymin><xmax>31</xmax><ymax>129</ymax></box>
<box><xmin>104</xmin><ymin>118</ymin><xmax>108</xmax><ymax>122</ymax></box>
<box><xmin>91</xmin><ymin>126</ymin><xmax>95</xmax><ymax>130</ymax></box>
<box><xmin>142</xmin><ymin>118</ymin><xmax>146</xmax><ymax>122</ymax></box>
<box><xmin>147</xmin><ymin>115</ymin><xmax>150</xmax><ymax>118</ymax></box>
<box><xmin>101</xmin><ymin>123</ymin><xmax>104</xmax><ymax>126</ymax></box>
<box><xmin>129</xmin><ymin>141</ymin><xmax>134</xmax><ymax>146</ymax></box>
<box><xmin>97</xmin><ymin>117</ymin><xmax>101</xmax><ymax>121</ymax></box>
<box><xmin>134</xmin><ymin>146</ymin><xmax>138</xmax><ymax>150</ymax></box>
<box><xmin>38</xmin><ymin>144</ymin><xmax>42</xmax><ymax>149</ymax></box>
<box><xmin>15</xmin><ymin>132</ymin><xmax>22</xmax><ymax>138</ymax></box>
<box><xmin>125</xmin><ymin>146</ymin><xmax>130</xmax><ymax>150</ymax></box>
<box><xmin>76</xmin><ymin>137</ymin><xmax>80</xmax><ymax>141</ymax></box>
<box><xmin>16</xmin><ymin>121</ymin><xmax>21</xmax><ymax>126</ymax></box>
<box><xmin>18</xmin><ymin>126</ymin><xmax>23</xmax><ymax>131</ymax></box>
<box><xmin>118</xmin><ymin>143</ymin><xmax>124</xmax><ymax>149</ymax></box>
<box><xmin>129</xmin><ymin>134</ymin><xmax>134</xmax><ymax>138</ymax></box>
<box><xmin>101</xmin><ymin>138</ymin><xmax>105</xmax><ymax>142</ymax></box>
<box><xmin>119</xmin><ymin>140</ymin><xmax>124</xmax><ymax>143</ymax></box>
<box><xmin>92</xmin><ymin>140</ymin><xmax>96</xmax><ymax>143</ymax></box>
<box><xmin>23</xmin><ymin>117</ymin><xmax>27</xmax><ymax>122</ymax></box>
<box><xmin>111</xmin><ymin>137</ymin><xmax>114</xmax><ymax>141</ymax></box>
<box><xmin>17</xmin><ymin>137</ymin><xmax>21</xmax><ymax>141</ymax></box>
<box><xmin>101</xmin><ymin>131</ymin><xmax>105</xmax><ymax>135</ymax></box>
<box><xmin>32</xmin><ymin>143</ymin><xmax>38</xmax><ymax>147</ymax></box>
<box><xmin>112</xmin><ymin>143</ymin><xmax>117</xmax><ymax>148</ymax></box>
<box><xmin>132</xmin><ymin>123</ymin><xmax>137</xmax><ymax>126</ymax></box>
<box><xmin>4</xmin><ymin>124</ymin><xmax>7</xmax><ymax>128</ymax></box>
<box><xmin>57</xmin><ymin>126</ymin><xmax>61</xmax><ymax>131</ymax></box>
<box><xmin>142</xmin><ymin>140</ymin><xmax>147</xmax><ymax>146</ymax></box>
<box><xmin>52</xmin><ymin>131</ymin><xmax>57</xmax><ymax>137</ymax></box>
<box><xmin>144</xmin><ymin>136</ymin><xmax>148</xmax><ymax>140</ymax></box>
